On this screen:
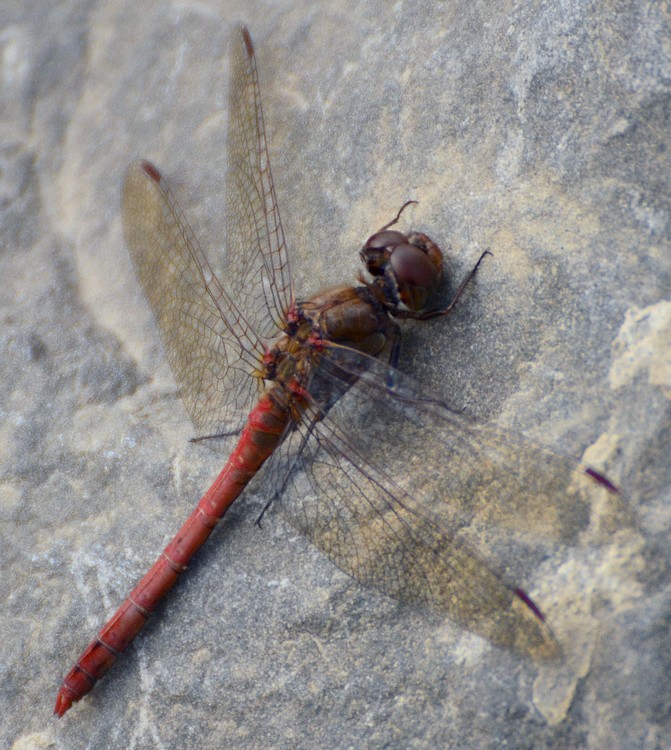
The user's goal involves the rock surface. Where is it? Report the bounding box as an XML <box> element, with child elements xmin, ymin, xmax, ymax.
<box><xmin>1</xmin><ymin>1</ymin><xmax>669</xmax><ymax>749</ymax></box>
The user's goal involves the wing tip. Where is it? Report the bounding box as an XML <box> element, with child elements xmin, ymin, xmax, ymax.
<box><xmin>584</xmin><ymin>466</ymin><xmax>620</xmax><ymax>494</ymax></box>
<box><xmin>513</xmin><ymin>587</ymin><xmax>565</xmax><ymax>661</ymax></box>
<box><xmin>239</xmin><ymin>24</ymin><xmax>254</xmax><ymax>58</ymax></box>
<box><xmin>514</xmin><ymin>586</ymin><xmax>546</xmax><ymax>622</ymax></box>
<box><xmin>139</xmin><ymin>159</ymin><xmax>163</xmax><ymax>184</ymax></box>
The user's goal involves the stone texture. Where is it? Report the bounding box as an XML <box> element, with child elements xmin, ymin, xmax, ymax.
<box><xmin>1</xmin><ymin>1</ymin><xmax>669</xmax><ymax>748</ymax></box>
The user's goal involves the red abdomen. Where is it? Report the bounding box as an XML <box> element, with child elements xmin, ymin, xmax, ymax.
<box><xmin>55</xmin><ymin>391</ymin><xmax>290</xmax><ymax>717</ymax></box>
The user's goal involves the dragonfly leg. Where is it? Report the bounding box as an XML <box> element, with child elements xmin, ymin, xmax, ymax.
<box><xmin>415</xmin><ymin>249</ymin><xmax>492</xmax><ymax>321</ymax></box>
<box><xmin>376</xmin><ymin>200</ymin><xmax>418</xmax><ymax>233</ymax></box>
<box><xmin>189</xmin><ymin>428</ymin><xmax>241</xmax><ymax>444</ymax></box>
<box><xmin>254</xmin><ymin>419</ymin><xmax>316</xmax><ymax>527</ymax></box>
<box><xmin>255</xmin><ymin>492</ymin><xmax>279</xmax><ymax>527</ymax></box>
<box><xmin>383</xmin><ymin>325</ymin><xmax>403</xmax><ymax>391</ymax></box>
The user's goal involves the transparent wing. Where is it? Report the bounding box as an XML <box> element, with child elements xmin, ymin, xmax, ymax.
<box><xmin>121</xmin><ymin>25</ymin><xmax>293</xmax><ymax>436</ymax></box>
<box><xmin>122</xmin><ymin>160</ymin><xmax>264</xmax><ymax>435</ymax></box>
<box><xmin>261</xmin><ymin>346</ymin><xmax>628</xmax><ymax>659</ymax></box>
<box><xmin>224</xmin><ymin>25</ymin><xmax>293</xmax><ymax>340</ymax></box>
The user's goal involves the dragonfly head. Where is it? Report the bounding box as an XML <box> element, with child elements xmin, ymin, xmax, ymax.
<box><xmin>360</xmin><ymin>229</ymin><xmax>444</xmax><ymax>312</ymax></box>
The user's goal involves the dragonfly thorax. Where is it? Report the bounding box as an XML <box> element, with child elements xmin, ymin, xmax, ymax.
<box><xmin>297</xmin><ymin>284</ymin><xmax>399</xmax><ymax>361</ymax></box>
<box><xmin>263</xmin><ymin>317</ymin><xmax>319</xmax><ymax>383</ymax></box>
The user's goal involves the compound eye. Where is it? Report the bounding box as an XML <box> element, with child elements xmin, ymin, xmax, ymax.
<box><xmin>390</xmin><ymin>243</ymin><xmax>442</xmax><ymax>311</ymax></box>
<box><xmin>364</xmin><ymin>230</ymin><xmax>406</xmax><ymax>250</ymax></box>
<box><xmin>390</xmin><ymin>243</ymin><xmax>436</xmax><ymax>287</ymax></box>
<box><xmin>360</xmin><ymin>230</ymin><xmax>407</xmax><ymax>276</ymax></box>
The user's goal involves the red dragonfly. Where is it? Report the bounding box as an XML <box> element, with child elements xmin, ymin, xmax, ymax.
<box><xmin>55</xmin><ymin>25</ymin><xmax>621</xmax><ymax>717</ymax></box>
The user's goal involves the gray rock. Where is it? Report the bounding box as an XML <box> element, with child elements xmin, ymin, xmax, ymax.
<box><xmin>1</xmin><ymin>1</ymin><xmax>669</xmax><ymax>749</ymax></box>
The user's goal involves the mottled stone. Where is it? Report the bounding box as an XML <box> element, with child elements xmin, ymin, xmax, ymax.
<box><xmin>1</xmin><ymin>1</ymin><xmax>669</xmax><ymax>749</ymax></box>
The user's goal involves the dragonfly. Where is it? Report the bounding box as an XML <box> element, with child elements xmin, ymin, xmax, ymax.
<box><xmin>54</xmin><ymin>24</ymin><xmax>622</xmax><ymax>717</ymax></box>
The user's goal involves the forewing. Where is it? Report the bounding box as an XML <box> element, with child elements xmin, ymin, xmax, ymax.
<box><xmin>122</xmin><ymin>160</ymin><xmax>264</xmax><ymax>436</ymax></box>
<box><xmin>121</xmin><ymin>25</ymin><xmax>294</xmax><ymax>438</ymax></box>
<box><xmin>224</xmin><ymin>25</ymin><xmax>293</xmax><ymax>339</ymax></box>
